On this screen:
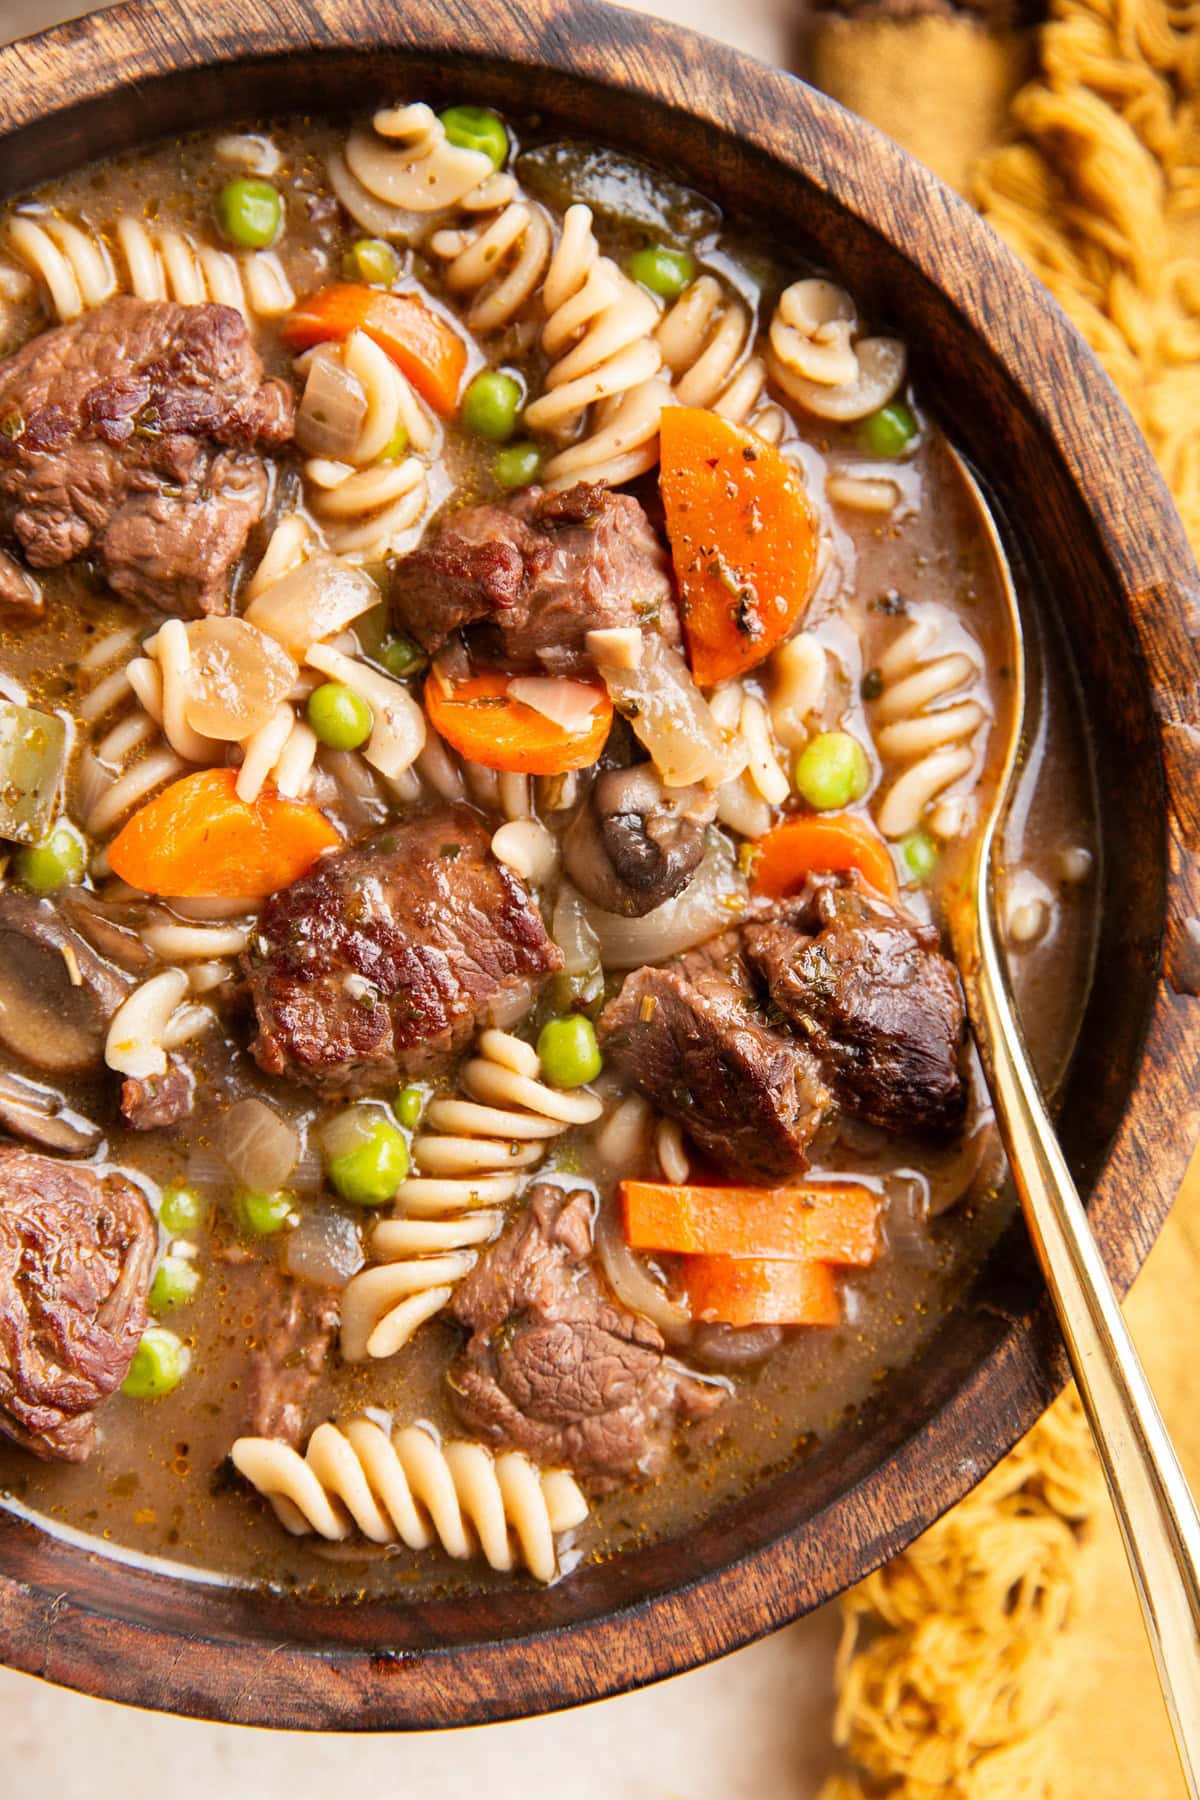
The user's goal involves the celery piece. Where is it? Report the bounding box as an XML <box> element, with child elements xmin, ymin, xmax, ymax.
<box><xmin>0</xmin><ymin>701</ymin><xmax>65</xmax><ymax>845</ymax></box>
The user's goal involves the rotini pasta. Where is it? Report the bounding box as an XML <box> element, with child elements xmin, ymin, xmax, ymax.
<box><xmin>7</xmin><ymin>212</ymin><xmax>294</xmax><ymax>324</ymax></box>
<box><xmin>339</xmin><ymin>1031</ymin><xmax>603</xmax><ymax>1361</ymax></box>
<box><xmin>655</xmin><ymin>275</ymin><xmax>785</xmax><ymax>442</ymax></box>
<box><xmin>428</xmin><ymin>175</ymin><xmax>554</xmax><ymax>334</ymax></box>
<box><xmin>869</xmin><ymin>608</ymin><xmax>990</xmax><ymax>839</ymax></box>
<box><xmin>767</xmin><ymin>278</ymin><xmax>906</xmax><ymax>422</ymax></box>
<box><xmin>104</xmin><ymin>966</ymin><xmax>214</xmax><ymax>1080</ymax></box>
<box><xmin>523</xmin><ymin>204</ymin><xmax>670</xmax><ymax>488</ymax></box>
<box><xmin>230</xmin><ymin>1417</ymin><xmax>589</xmax><ymax>1583</ymax></box>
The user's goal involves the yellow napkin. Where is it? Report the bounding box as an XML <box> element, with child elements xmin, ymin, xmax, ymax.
<box><xmin>809</xmin><ymin>0</ymin><xmax>1200</xmax><ymax>1788</ymax></box>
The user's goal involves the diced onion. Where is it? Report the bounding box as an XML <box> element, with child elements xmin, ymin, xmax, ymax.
<box><xmin>219</xmin><ymin>1097</ymin><xmax>300</xmax><ymax>1191</ymax></box>
<box><xmin>183</xmin><ymin>617</ymin><xmax>298</xmax><ymax>741</ymax></box>
<box><xmin>284</xmin><ymin>1207</ymin><xmax>365</xmax><ymax>1287</ymax></box>
<box><xmin>245</xmin><ymin>556</ymin><xmax>380</xmax><ymax>662</ymax></box>
<box><xmin>551</xmin><ymin>881</ymin><xmax>602</xmax><ymax>976</ymax></box>
<box><xmin>508</xmin><ymin>676</ymin><xmax>604</xmax><ymax>736</ymax></box>
<box><xmin>591</xmin><ymin>635</ymin><xmax>736</xmax><ymax>790</ymax></box>
<box><xmin>295</xmin><ymin>349</ymin><xmax>369</xmax><ymax>460</ymax></box>
<box><xmin>595</xmin><ymin>1196</ymin><xmax>690</xmax><ymax>1344</ymax></box>
<box><xmin>580</xmin><ymin>836</ymin><xmax>747</xmax><ymax>969</ymax></box>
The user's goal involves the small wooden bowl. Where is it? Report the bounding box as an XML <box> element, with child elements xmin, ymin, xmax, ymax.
<box><xmin>2</xmin><ymin>0</ymin><xmax>1199</xmax><ymax>1731</ymax></box>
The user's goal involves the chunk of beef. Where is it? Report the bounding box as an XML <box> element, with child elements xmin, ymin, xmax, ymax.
<box><xmin>387</xmin><ymin>481</ymin><xmax>680</xmax><ymax>675</ymax></box>
<box><xmin>0</xmin><ymin>296</ymin><xmax>293</xmax><ymax>615</ymax></box>
<box><xmin>563</xmin><ymin>763</ymin><xmax>717</xmax><ymax>917</ymax></box>
<box><xmin>245</xmin><ymin>805</ymin><xmax>562</xmax><ymax>1095</ymax></box>
<box><xmin>597</xmin><ymin>955</ymin><xmax>831</xmax><ymax>1181</ymax></box>
<box><xmin>448</xmin><ymin>1184</ymin><xmax>723</xmax><ymax>1486</ymax></box>
<box><xmin>119</xmin><ymin>1061</ymin><xmax>195</xmax><ymax>1131</ymax></box>
<box><xmin>0</xmin><ymin>547</ymin><xmax>41</xmax><ymax>617</ymax></box>
<box><xmin>742</xmin><ymin>878</ymin><xmax>967</xmax><ymax>1137</ymax></box>
<box><xmin>247</xmin><ymin>1273</ymin><xmax>339</xmax><ymax>1447</ymax></box>
<box><xmin>0</xmin><ymin>1147</ymin><xmax>154</xmax><ymax>1461</ymax></box>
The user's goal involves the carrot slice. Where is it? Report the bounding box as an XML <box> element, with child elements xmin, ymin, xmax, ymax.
<box><xmin>680</xmin><ymin>1256</ymin><xmax>841</xmax><ymax>1327</ymax></box>
<box><xmin>621</xmin><ymin>1180</ymin><xmax>881</xmax><ymax>1265</ymax></box>
<box><xmin>108</xmin><ymin>767</ymin><xmax>341</xmax><ymax>900</ymax></box>
<box><xmin>284</xmin><ymin>283</ymin><xmax>469</xmax><ymax>416</ymax></box>
<box><xmin>425</xmin><ymin>669</ymin><xmax>613</xmax><ymax>775</ymax></box>
<box><xmin>659</xmin><ymin>406</ymin><xmax>819</xmax><ymax>687</ymax></box>
<box><xmin>751</xmin><ymin>812</ymin><xmax>899</xmax><ymax>902</ymax></box>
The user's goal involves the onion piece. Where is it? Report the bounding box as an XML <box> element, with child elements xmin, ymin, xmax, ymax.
<box><xmin>580</xmin><ymin>835</ymin><xmax>747</xmax><ymax>969</ymax></box>
<box><xmin>508</xmin><ymin>676</ymin><xmax>605</xmax><ymax>736</ymax></box>
<box><xmin>219</xmin><ymin>1097</ymin><xmax>300</xmax><ymax>1192</ymax></box>
<box><xmin>183</xmin><ymin>617</ymin><xmax>298</xmax><ymax>741</ymax></box>
<box><xmin>591</xmin><ymin>634</ymin><xmax>736</xmax><ymax>789</ymax></box>
<box><xmin>295</xmin><ymin>348</ymin><xmax>369</xmax><ymax>459</ymax></box>
<box><xmin>284</xmin><ymin>1207</ymin><xmax>364</xmax><ymax>1288</ymax></box>
<box><xmin>595</xmin><ymin>1195</ymin><xmax>690</xmax><ymax>1345</ymax></box>
<box><xmin>552</xmin><ymin>881</ymin><xmax>602</xmax><ymax>977</ymax></box>
<box><xmin>245</xmin><ymin>556</ymin><xmax>380</xmax><ymax>662</ymax></box>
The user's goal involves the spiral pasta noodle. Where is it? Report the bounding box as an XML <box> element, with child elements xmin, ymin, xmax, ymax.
<box><xmin>869</xmin><ymin>609</ymin><xmax>990</xmax><ymax>840</ymax></box>
<box><xmin>7</xmin><ymin>212</ymin><xmax>294</xmax><ymax>325</ymax></box>
<box><xmin>655</xmin><ymin>275</ymin><xmax>785</xmax><ymax>443</ymax></box>
<box><xmin>298</xmin><ymin>330</ymin><xmax>438</xmax><ymax>560</ymax></box>
<box><xmin>767</xmin><ymin>278</ymin><xmax>906</xmax><ymax>423</ymax></box>
<box><xmin>428</xmin><ymin>175</ymin><xmax>553</xmax><ymax>334</ymax></box>
<box><xmin>523</xmin><ymin>204</ymin><xmax>670</xmax><ymax>488</ymax></box>
<box><xmin>230</xmin><ymin>1417</ymin><xmax>589</xmax><ymax>1583</ymax></box>
<box><xmin>339</xmin><ymin>1031</ymin><xmax>603</xmax><ymax>1362</ymax></box>
<box><xmin>76</xmin><ymin>633</ymin><xmax>188</xmax><ymax>843</ymax></box>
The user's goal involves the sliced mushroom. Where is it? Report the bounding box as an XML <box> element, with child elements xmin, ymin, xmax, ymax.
<box><xmin>344</xmin><ymin>105</ymin><xmax>493</xmax><ymax>212</ymax></box>
<box><xmin>688</xmin><ymin>1322</ymin><xmax>784</xmax><ymax>1371</ymax></box>
<box><xmin>0</xmin><ymin>891</ymin><xmax>131</xmax><ymax>1078</ymax></box>
<box><xmin>0</xmin><ymin>1069</ymin><xmax>102</xmax><ymax>1156</ymax></box>
<box><xmin>59</xmin><ymin>889</ymin><xmax>155</xmax><ymax>974</ymax></box>
<box><xmin>563</xmin><ymin>764</ymin><xmax>718</xmax><ymax>918</ymax></box>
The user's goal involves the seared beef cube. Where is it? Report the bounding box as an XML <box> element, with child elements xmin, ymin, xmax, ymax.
<box><xmin>388</xmin><ymin>481</ymin><xmax>680</xmax><ymax>675</ymax></box>
<box><xmin>0</xmin><ymin>296</ymin><xmax>293</xmax><ymax>615</ymax></box>
<box><xmin>742</xmin><ymin>880</ymin><xmax>967</xmax><ymax>1137</ymax></box>
<box><xmin>597</xmin><ymin>960</ymin><xmax>831</xmax><ymax>1181</ymax></box>
<box><xmin>120</xmin><ymin>1062</ymin><xmax>195</xmax><ymax>1131</ymax></box>
<box><xmin>448</xmin><ymin>1184</ymin><xmax>723</xmax><ymax>1486</ymax></box>
<box><xmin>247</xmin><ymin>1274</ymin><xmax>339</xmax><ymax>1447</ymax></box>
<box><xmin>0</xmin><ymin>1147</ymin><xmax>155</xmax><ymax>1461</ymax></box>
<box><xmin>245</xmin><ymin>805</ymin><xmax>562</xmax><ymax>1095</ymax></box>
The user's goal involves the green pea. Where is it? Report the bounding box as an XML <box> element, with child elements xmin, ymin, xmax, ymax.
<box><xmin>627</xmin><ymin>244</ymin><xmax>696</xmax><ymax>299</ymax></box>
<box><xmin>380</xmin><ymin>633</ymin><xmax>426</xmax><ymax>678</ymax></box>
<box><xmin>149</xmin><ymin>1254</ymin><xmax>201</xmax><ymax>1313</ymax></box>
<box><xmin>16</xmin><ymin>822</ymin><xmax>85</xmax><ymax>893</ymax></box>
<box><xmin>159</xmin><ymin>1183</ymin><xmax>205</xmax><ymax>1234</ymax></box>
<box><xmin>493</xmin><ymin>441</ymin><xmax>541</xmax><ymax>491</ymax></box>
<box><xmin>327</xmin><ymin>1117</ymin><xmax>409</xmax><ymax>1207</ymax></box>
<box><xmin>861</xmin><ymin>401</ymin><xmax>919</xmax><ymax>460</ymax></box>
<box><xmin>439</xmin><ymin>105</ymin><xmax>509</xmax><ymax>170</ymax></box>
<box><xmin>900</xmin><ymin>828</ymin><xmax>939</xmax><ymax>884</ymax></box>
<box><xmin>236</xmin><ymin>1187</ymin><xmax>295</xmax><ymax>1237</ymax></box>
<box><xmin>394</xmin><ymin>1084</ymin><xmax>426</xmax><ymax>1129</ymax></box>
<box><xmin>379</xmin><ymin>421</ymin><xmax>409</xmax><ymax>461</ymax></box>
<box><xmin>462</xmin><ymin>370</ymin><xmax>523</xmax><ymax>443</ymax></box>
<box><xmin>343</xmin><ymin>237</ymin><xmax>399</xmax><ymax>287</ymax></box>
<box><xmin>537</xmin><ymin>1015</ymin><xmax>603</xmax><ymax>1089</ymax></box>
<box><xmin>214</xmin><ymin>177</ymin><xmax>283</xmax><ymax>249</ymax></box>
<box><xmin>794</xmin><ymin>731</ymin><xmax>871</xmax><ymax>811</ymax></box>
<box><xmin>306</xmin><ymin>682</ymin><xmax>373</xmax><ymax>751</ymax></box>
<box><xmin>122</xmin><ymin>1327</ymin><xmax>188</xmax><ymax>1399</ymax></box>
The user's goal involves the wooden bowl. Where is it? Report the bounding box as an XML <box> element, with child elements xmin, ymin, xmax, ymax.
<box><xmin>1</xmin><ymin>0</ymin><xmax>1199</xmax><ymax>1732</ymax></box>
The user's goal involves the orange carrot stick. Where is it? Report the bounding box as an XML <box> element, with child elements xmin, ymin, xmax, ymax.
<box><xmin>680</xmin><ymin>1256</ymin><xmax>841</xmax><ymax>1327</ymax></box>
<box><xmin>751</xmin><ymin>812</ymin><xmax>899</xmax><ymax>902</ymax></box>
<box><xmin>108</xmin><ymin>767</ymin><xmax>341</xmax><ymax>900</ymax></box>
<box><xmin>621</xmin><ymin>1179</ymin><xmax>881</xmax><ymax>1265</ymax></box>
<box><xmin>425</xmin><ymin>669</ymin><xmax>613</xmax><ymax>775</ymax></box>
<box><xmin>284</xmin><ymin>283</ymin><xmax>469</xmax><ymax>416</ymax></box>
<box><xmin>659</xmin><ymin>406</ymin><xmax>819</xmax><ymax>687</ymax></box>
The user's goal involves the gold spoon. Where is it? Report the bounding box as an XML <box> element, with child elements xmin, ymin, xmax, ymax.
<box><xmin>946</xmin><ymin>452</ymin><xmax>1200</xmax><ymax>1794</ymax></box>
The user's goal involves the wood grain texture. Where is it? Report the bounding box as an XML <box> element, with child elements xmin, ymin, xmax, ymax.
<box><xmin>0</xmin><ymin>0</ymin><xmax>1198</xmax><ymax>1733</ymax></box>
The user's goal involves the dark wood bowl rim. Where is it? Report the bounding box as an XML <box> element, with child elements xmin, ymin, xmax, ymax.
<box><xmin>0</xmin><ymin>0</ymin><xmax>1198</xmax><ymax>1732</ymax></box>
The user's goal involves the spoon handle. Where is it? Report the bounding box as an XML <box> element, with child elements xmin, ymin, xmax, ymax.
<box><xmin>969</xmin><ymin>916</ymin><xmax>1200</xmax><ymax>1795</ymax></box>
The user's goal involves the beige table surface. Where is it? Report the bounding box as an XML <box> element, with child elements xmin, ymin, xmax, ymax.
<box><xmin>0</xmin><ymin>2</ymin><xmax>838</xmax><ymax>1795</ymax></box>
